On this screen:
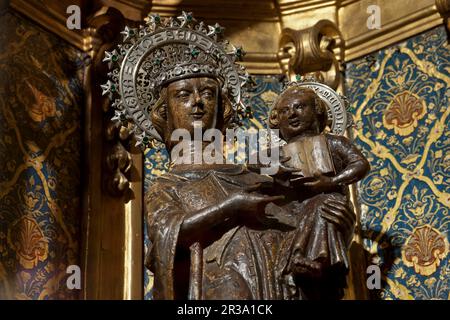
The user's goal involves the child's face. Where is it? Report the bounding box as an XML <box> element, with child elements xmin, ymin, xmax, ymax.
<box><xmin>275</xmin><ymin>90</ymin><xmax>319</xmax><ymax>141</ymax></box>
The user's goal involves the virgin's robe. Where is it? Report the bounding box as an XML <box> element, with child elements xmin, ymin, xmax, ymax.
<box><xmin>145</xmin><ymin>142</ymin><xmax>360</xmax><ymax>299</ymax></box>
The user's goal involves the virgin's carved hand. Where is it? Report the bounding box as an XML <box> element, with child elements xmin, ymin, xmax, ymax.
<box><xmin>229</xmin><ymin>190</ymin><xmax>284</xmax><ymax>216</ymax></box>
<box><xmin>225</xmin><ymin>184</ymin><xmax>284</xmax><ymax>222</ymax></box>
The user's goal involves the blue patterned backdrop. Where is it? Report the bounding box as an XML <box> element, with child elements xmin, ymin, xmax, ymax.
<box><xmin>0</xmin><ymin>11</ymin><xmax>85</xmax><ymax>299</ymax></box>
<box><xmin>346</xmin><ymin>26</ymin><xmax>449</xmax><ymax>299</ymax></box>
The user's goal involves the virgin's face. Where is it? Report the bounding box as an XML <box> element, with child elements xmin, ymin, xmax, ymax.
<box><xmin>166</xmin><ymin>77</ymin><xmax>219</xmax><ymax>134</ymax></box>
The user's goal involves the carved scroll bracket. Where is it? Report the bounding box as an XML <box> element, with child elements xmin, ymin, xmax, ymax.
<box><xmin>436</xmin><ymin>0</ymin><xmax>450</xmax><ymax>41</ymax></box>
<box><xmin>278</xmin><ymin>20</ymin><xmax>344</xmax><ymax>90</ymax></box>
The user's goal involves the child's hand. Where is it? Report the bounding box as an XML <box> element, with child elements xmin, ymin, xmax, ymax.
<box><xmin>277</xmin><ymin>156</ymin><xmax>301</xmax><ymax>175</ymax></box>
<box><xmin>247</xmin><ymin>155</ymin><xmax>302</xmax><ymax>178</ymax></box>
<box><xmin>301</xmin><ymin>173</ymin><xmax>335</xmax><ymax>192</ymax></box>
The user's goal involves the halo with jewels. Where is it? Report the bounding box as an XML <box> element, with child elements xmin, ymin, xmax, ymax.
<box><xmin>279</xmin><ymin>76</ymin><xmax>352</xmax><ymax>135</ymax></box>
<box><xmin>101</xmin><ymin>11</ymin><xmax>250</xmax><ymax>148</ymax></box>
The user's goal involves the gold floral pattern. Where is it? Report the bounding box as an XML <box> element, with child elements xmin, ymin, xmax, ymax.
<box><xmin>383</xmin><ymin>91</ymin><xmax>426</xmax><ymax>136</ymax></box>
<box><xmin>260</xmin><ymin>90</ymin><xmax>278</xmax><ymax>105</ymax></box>
<box><xmin>402</xmin><ymin>225</ymin><xmax>448</xmax><ymax>276</ymax></box>
<box><xmin>7</xmin><ymin>216</ymin><xmax>48</xmax><ymax>269</ymax></box>
<box><xmin>25</xmin><ymin>81</ymin><xmax>56</xmax><ymax>123</ymax></box>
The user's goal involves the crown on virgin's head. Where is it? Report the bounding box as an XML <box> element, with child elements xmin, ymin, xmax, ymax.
<box><xmin>101</xmin><ymin>11</ymin><xmax>251</xmax><ymax>149</ymax></box>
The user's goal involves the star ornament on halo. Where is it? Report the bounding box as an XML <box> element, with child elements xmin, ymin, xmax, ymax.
<box><xmin>207</xmin><ymin>23</ymin><xmax>224</xmax><ymax>39</ymax></box>
<box><xmin>100</xmin><ymin>80</ymin><xmax>117</xmax><ymax>99</ymax></box>
<box><xmin>103</xmin><ymin>49</ymin><xmax>120</xmax><ymax>63</ymax></box>
<box><xmin>145</xmin><ymin>13</ymin><xmax>161</xmax><ymax>25</ymax></box>
<box><xmin>177</xmin><ymin>11</ymin><xmax>195</xmax><ymax>27</ymax></box>
<box><xmin>120</xmin><ymin>26</ymin><xmax>138</xmax><ymax>42</ymax></box>
<box><xmin>111</xmin><ymin>110</ymin><xmax>127</xmax><ymax>124</ymax></box>
<box><xmin>233</xmin><ymin>46</ymin><xmax>246</xmax><ymax>61</ymax></box>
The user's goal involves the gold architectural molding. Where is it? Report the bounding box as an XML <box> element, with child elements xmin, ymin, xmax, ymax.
<box><xmin>339</xmin><ymin>0</ymin><xmax>360</xmax><ymax>6</ymax></box>
<box><xmin>279</xmin><ymin>0</ymin><xmax>443</xmax><ymax>62</ymax></box>
<box><xmin>8</xmin><ymin>1</ymin><xmax>145</xmax><ymax>54</ymax></box>
<box><xmin>10</xmin><ymin>0</ymin><xmax>447</xmax><ymax>73</ymax></box>
<box><xmin>9</xmin><ymin>0</ymin><xmax>95</xmax><ymax>53</ymax></box>
<box><xmin>339</xmin><ymin>0</ymin><xmax>441</xmax><ymax>61</ymax></box>
<box><xmin>123</xmin><ymin>147</ymin><xmax>144</xmax><ymax>300</ymax></box>
<box><xmin>145</xmin><ymin>0</ymin><xmax>282</xmax><ymax>74</ymax></box>
<box><xmin>148</xmin><ymin>0</ymin><xmax>279</xmax><ymax>21</ymax></box>
<box><xmin>241</xmin><ymin>53</ymin><xmax>282</xmax><ymax>74</ymax></box>
<box><xmin>100</xmin><ymin>0</ymin><xmax>150</xmax><ymax>21</ymax></box>
<box><xmin>342</xmin><ymin>6</ymin><xmax>442</xmax><ymax>61</ymax></box>
<box><xmin>278</xmin><ymin>0</ymin><xmax>337</xmax><ymax>16</ymax></box>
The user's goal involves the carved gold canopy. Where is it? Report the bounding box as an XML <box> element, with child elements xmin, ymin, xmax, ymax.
<box><xmin>10</xmin><ymin>0</ymin><xmax>446</xmax><ymax>73</ymax></box>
